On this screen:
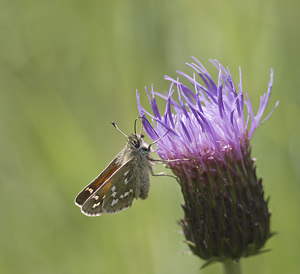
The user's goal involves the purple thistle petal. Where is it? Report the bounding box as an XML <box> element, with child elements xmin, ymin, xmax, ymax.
<box><xmin>259</xmin><ymin>100</ymin><xmax>279</xmax><ymax>127</ymax></box>
<box><xmin>144</xmin><ymin>86</ymin><xmax>152</xmax><ymax>103</ymax></box>
<box><xmin>171</xmin><ymin>72</ymin><xmax>196</xmax><ymax>103</ymax></box>
<box><xmin>165</xmin><ymin>84</ymin><xmax>176</xmax><ymax>128</ymax></box>
<box><xmin>180</xmin><ymin>120</ymin><xmax>192</xmax><ymax>143</ymax></box>
<box><xmin>149</xmin><ymin>85</ymin><xmax>161</xmax><ymax>119</ymax></box>
<box><xmin>244</xmin><ymin>100</ymin><xmax>250</xmax><ymax>130</ymax></box>
<box><xmin>142</xmin><ymin>117</ymin><xmax>159</xmax><ymax>140</ymax></box>
<box><xmin>136</xmin><ymin>89</ymin><xmax>143</xmax><ymax>115</ymax></box>
<box><xmin>177</xmin><ymin>81</ymin><xmax>190</xmax><ymax>120</ymax></box>
<box><xmin>187</xmin><ymin>62</ymin><xmax>217</xmax><ymax>98</ymax></box>
<box><xmin>153</xmin><ymin>91</ymin><xmax>181</xmax><ymax>111</ymax></box>
<box><xmin>137</xmin><ymin>90</ymin><xmax>159</xmax><ymax>140</ymax></box>
<box><xmin>238</xmin><ymin>67</ymin><xmax>244</xmax><ymax>116</ymax></box>
<box><xmin>191</xmin><ymin>57</ymin><xmax>218</xmax><ymax>96</ymax></box>
<box><xmin>217</xmin><ymin>68</ymin><xmax>224</xmax><ymax>118</ymax></box>
<box><xmin>176</xmin><ymin>71</ymin><xmax>212</xmax><ymax>108</ymax></box>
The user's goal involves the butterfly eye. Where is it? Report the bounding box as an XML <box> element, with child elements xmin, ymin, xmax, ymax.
<box><xmin>141</xmin><ymin>134</ymin><xmax>145</xmax><ymax>138</ymax></box>
<box><xmin>134</xmin><ymin>141</ymin><xmax>140</xmax><ymax>148</ymax></box>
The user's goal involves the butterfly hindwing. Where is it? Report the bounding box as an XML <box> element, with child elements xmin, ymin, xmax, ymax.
<box><xmin>75</xmin><ymin>154</ymin><xmax>121</xmax><ymax>207</ymax></box>
<box><xmin>102</xmin><ymin>161</ymin><xmax>138</xmax><ymax>213</ymax></box>
<box><xmin>81</xmin><ymin>160</ymin><xmax>138</xmax><ymax>216</ymax></box>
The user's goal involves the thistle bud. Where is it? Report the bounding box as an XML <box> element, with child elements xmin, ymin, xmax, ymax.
<box><xmin>137</xmin><ymin>58</ymin><xmax>278</xmax><ymax>265</ymax></box>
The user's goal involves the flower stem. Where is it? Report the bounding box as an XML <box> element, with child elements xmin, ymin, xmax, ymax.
<box><xmin>223</xmin><ymin>260</ymin><xmax>242</xmax><ymax>274</ymax></box>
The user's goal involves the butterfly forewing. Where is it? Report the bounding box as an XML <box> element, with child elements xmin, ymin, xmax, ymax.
<box><xmin>80</xmin><ymin>176</ymin><xmax>115</xmax><ymax>216</ymax></box>
<box><xmin>75</xmin><ymin>154</ymin><xmax>121</xmax><ymax>206</ymax></box>
<box><xmin>81</xmin><ymin>160</ymin><xmax>137</xmax><ymax>216</ymax></box>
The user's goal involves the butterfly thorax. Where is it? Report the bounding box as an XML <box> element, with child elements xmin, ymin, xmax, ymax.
<box><xmin>118</xmin><ymin>134</ymin><xmax>150</xmax><ymax>164</ymax></box>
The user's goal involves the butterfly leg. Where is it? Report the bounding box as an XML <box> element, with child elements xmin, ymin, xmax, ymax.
<box><xmin>150</xmin><ymin>158</ymin><xmax>190</xmax><ymax>163</ymax></box>
<box><xmin>150</xmin><ymin>168</ymin><xmax>179</xmax><ymax>182</ymax></box>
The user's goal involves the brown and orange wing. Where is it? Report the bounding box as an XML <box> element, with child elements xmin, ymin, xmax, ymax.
<box><xmin>80</xmin><ymin>175</ymin><xmax>116</xmax><ymax>216</ymax></box>
<box><xmin>75</xmin><ymin>154</ymin><xmax>121</xmax><ymax>207</ymax></box>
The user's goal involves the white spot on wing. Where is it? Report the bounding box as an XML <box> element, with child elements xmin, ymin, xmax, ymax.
<box><xmin>124</xmin><ymin>171</ymin><xmax>129</xmax><ymax>177</ymax></box>
<box><xmin>86</xmin><ymin>187</ymin><xmax>93</xmax><ymax>194</ymax></box>
<box><xmin>111</xmin><ymin>186</ymin><xmax>116</xmax><ymax>192</ymax></box>
<box><xmin>124</xmin><ymin>178</ymin><xmax>129</xmax><ymax>185</ymax></box>
<box><xmin>124</xmin><ymin>189</ymin><xmax>133</xmax><ymax>197</ymax></box>
<box><xmin>111</xmin><ymin>191</ymin><xmax>117</xmax><ymax>198</ymax></box>
<box><xmin>111</xmin><ymin>199</ymin><xmax>119</xmax><ymax>206</ymax></box>
<box><xmin>94</xmin><ymin>195</ymin><xmax>99</xmax><ymax>200</ymax></box>
<box><xmin>92</xmin><ymin>202</ymin><xmax>101</xmax><ymax>208</ymax></box>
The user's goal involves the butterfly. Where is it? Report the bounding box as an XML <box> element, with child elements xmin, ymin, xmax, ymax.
<box><xmin>75</xmin><ymin>119</ymin><xmax>171</xmax><ymax>216</ymax></box>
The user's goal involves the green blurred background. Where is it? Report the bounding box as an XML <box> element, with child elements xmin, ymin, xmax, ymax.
<box><xmin>0</xmin><ymin>0</ymin><xmax>299</xmax><ymax>273</ymax></box>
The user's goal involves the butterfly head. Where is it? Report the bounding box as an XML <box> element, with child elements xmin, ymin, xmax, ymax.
<box><xmin>128</xmin><ymin>133</ymin><xmax>150</xmax><ymax>153</ymax></box>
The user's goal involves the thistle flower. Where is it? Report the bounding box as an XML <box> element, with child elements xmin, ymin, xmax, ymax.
<box><xmin>136</xmin><ymin>58</ymin><xmax>278</xmax><ymax>268</ymax></box>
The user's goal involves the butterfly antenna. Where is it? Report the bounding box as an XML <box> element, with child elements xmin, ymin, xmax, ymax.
<box><xmin>111</xmin><ymin>122</ymin><xmax>128</xmax><ymax>138</ymax></box>
<box><xmin>134</xmin><ymin>116</ymin><xmax>143</xmax><ymax>135</ymax></box>
<box><xmin>140</xmin><ymin>122</ymin><xmax>144</xmax><ymax>136</ymax></box>
<box><xmin>148</xmin><ymin>129</ymin><xmax>170</xmax><ymax>150</ymax></box>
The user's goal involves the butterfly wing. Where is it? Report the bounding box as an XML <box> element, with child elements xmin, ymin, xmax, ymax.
<box><xmin>75</xmin><ymin>153</ymin><xmax>121</xmax><ymax>207</ymax></box>
<box><xmin>81</xmin><ymin>160</ymin><xmax>138</xmax><ymax>216</ymax></box>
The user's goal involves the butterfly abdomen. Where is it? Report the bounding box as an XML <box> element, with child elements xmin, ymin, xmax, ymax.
<box><xmin>138</xmin><ymin>172</ymin><xmax>150</xmax><ymax>199</ymax></box>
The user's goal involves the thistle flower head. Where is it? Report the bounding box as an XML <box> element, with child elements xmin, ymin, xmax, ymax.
<box><xmin>136</xmin><ymin>58</ymin><xmax>278</xmax><ymax>263</ymax></box>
